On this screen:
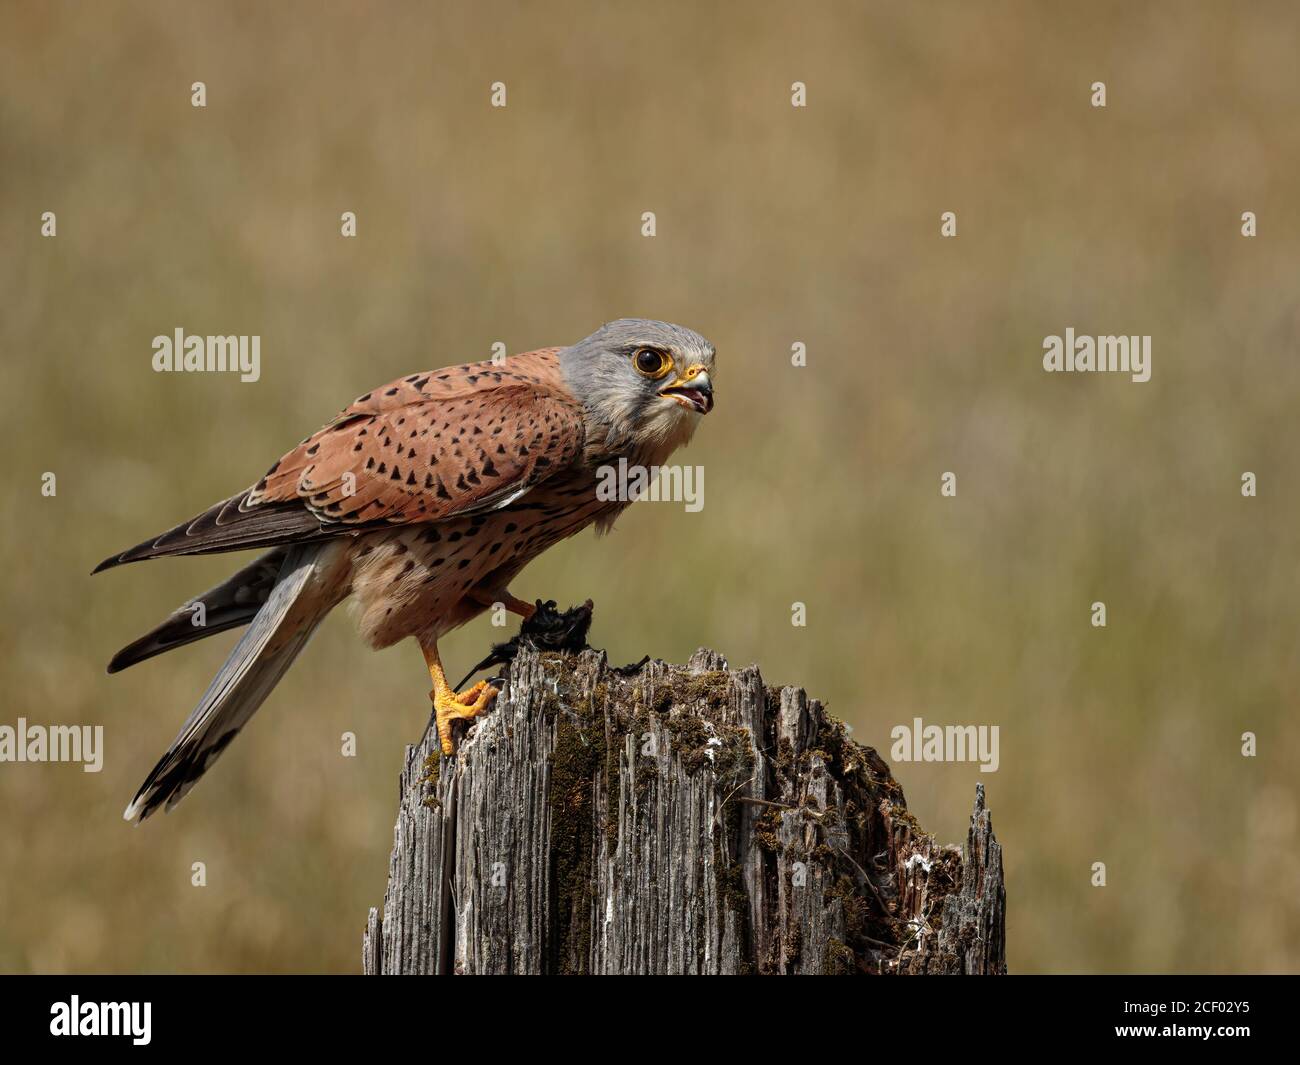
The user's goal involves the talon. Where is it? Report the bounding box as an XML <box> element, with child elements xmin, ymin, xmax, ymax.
<box><xmin>422</xmin><ymin>639</ymin><xmax>499</xmax><ymax>755</ymax></box>
<box><xmin>430</xmin><ymin>682</ymin><xmax>499</xmax><ymax>755</ymax></box>
<box><xmin>454</xmin><ymin>680</ymin><xmax>488</xmax><ymax>705</ymax></box>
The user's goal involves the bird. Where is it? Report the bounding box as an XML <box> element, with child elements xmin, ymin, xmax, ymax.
<box><xmin>95</xmin><ymin>319</ymin><xmax>716</xmax><ymax>823</ymax></box>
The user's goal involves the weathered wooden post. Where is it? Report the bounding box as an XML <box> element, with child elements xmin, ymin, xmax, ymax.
<box><xmin>363</xmin><ymin>646</ymin><xmax>1006</xmax><ymax>974</ymax></box>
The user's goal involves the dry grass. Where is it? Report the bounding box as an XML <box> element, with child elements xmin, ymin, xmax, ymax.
<box><xmin>1</xmin><ymin>0</ymin><xmax>1297</xmax><ymax>972</ymax></box>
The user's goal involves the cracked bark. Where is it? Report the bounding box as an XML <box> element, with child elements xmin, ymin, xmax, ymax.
<box><xmin>363</xmin><ymin>646</ymin><xmax>1007</xmax><ymax>974</ymax></box>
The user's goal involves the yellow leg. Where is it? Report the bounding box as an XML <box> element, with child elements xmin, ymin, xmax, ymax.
<box><xmin>422</xmin><ymin>639</ymin><xmax>498</xmax><ymax>755</ymax></box>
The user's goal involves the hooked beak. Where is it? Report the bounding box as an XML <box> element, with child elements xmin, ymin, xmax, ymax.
<box><xmin>659</xmin><ymin>368</ymin><xmax>714</xmax><ymax>414</ymax></box>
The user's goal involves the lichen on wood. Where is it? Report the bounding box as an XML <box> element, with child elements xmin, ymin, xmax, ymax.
<box><xmin>363</xmin><ymin>646</ymin><xmax>1007</xmax><ymax>974</ymax></box>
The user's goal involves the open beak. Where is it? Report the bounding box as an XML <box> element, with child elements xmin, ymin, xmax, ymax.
<box><xmin>659</xmin><ymin>369</ymin><xmax>714</xmax><ymax>414</ymax></box>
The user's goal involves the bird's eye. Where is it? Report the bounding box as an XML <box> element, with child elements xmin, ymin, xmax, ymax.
<box><xmin>633</xmin><ymin>348</ymin><xmax>670</xmax><ymax>378</ymax></box>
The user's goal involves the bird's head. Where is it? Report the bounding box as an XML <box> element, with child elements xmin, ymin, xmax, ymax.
<box><xmin>560</xmin><ymin>318</ymin><xmax>716</xmax><ymax>456</ymax></box>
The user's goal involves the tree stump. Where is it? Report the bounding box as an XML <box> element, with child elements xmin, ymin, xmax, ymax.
<box><xmin>363</xmin><ymin>646</ymin><xmax>1006</xmax><ymax>974</ymax></box>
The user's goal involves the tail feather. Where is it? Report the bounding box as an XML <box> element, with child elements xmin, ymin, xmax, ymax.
<box><xmin>107</xmin><ymin>548</ymin><xmax>288</xmax><ymax>673</ymax></box>
<box><xmin>123</xmin><ymin>543</ymin><xmax>343</xmax><ymax>823</ymax></box>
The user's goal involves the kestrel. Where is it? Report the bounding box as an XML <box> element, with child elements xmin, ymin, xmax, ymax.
<box><xmin>96</xmin><ymin>319</ymin><xmax>716</xmax><ymax>822</ymax></box>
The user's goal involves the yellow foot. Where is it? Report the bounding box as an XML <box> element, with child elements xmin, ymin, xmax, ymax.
<box><xmin>454</xmin><ymin>680</ymin><xmax>490</xmax><ymax>705</ymax></box>
<box><xmin>430</xmin><ymin>680</ymin><xmax>498</xmax><ymax>755</ymax></box>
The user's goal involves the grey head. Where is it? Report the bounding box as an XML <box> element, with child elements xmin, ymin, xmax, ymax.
<box><xmin>559</xmin><ymin>318</ymin><xmax>716</xmax><ymax>455</ymax></box>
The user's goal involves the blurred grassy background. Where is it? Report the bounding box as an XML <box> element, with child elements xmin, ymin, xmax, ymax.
<box><xmin>2</xmin><ymin>0</ymin><xmax>1298</xmax><ymax>973</ymax></box>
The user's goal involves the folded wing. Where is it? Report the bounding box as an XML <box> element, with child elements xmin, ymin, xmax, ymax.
<box><xmin>93</xmin><ymin>357</ymin><xmax>585</xmax><ymax>572</ymax></box>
